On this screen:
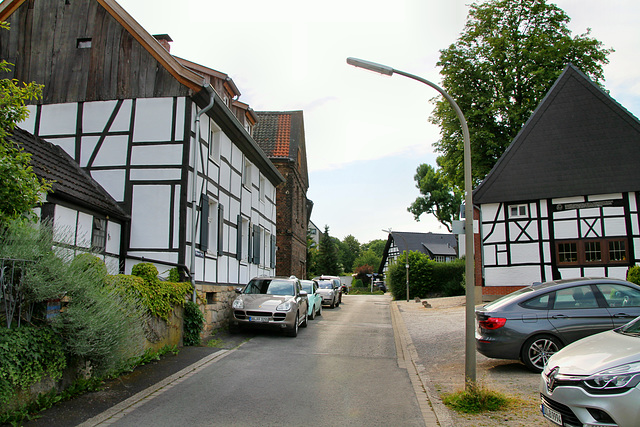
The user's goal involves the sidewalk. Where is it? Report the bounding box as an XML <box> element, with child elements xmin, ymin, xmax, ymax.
<box><xmin>23</xmin><ymin>331</ymin><xmax>250</xmax><ymax>427</ymax></box>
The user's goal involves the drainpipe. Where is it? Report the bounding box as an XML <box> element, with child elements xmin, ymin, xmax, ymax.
<box><xmin>190</xmin><ymin>85</ymin><xmax>215</xmax><ymax>302</ymax></box>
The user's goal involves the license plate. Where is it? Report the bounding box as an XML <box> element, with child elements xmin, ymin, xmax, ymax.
<box><xmin>541</xmin><ymin>402</ymin><xmax>562</xmax><ymax>425</ymax></box>
<box><xmin>249</xmin><ymin>316</ymin><xmax>269</xmax><ymax>323</ymax></box>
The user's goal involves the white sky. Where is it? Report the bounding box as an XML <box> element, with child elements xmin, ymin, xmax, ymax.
<box><xmin>116</xmin><ymin>0</ymin><xmax>640</xmax><ymax>244</ymax></box>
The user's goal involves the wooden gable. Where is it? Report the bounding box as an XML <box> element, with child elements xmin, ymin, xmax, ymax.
<box><xmin>0</xmin><ymin>0</ymin><xmax>205</xmax><ymax>104</ymax></box>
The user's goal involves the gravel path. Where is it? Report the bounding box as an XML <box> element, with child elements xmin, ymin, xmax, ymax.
<box><xmin>397</xmin><ymin>296</ymin><xmax>550</xmax><ymax>426</ymax></box>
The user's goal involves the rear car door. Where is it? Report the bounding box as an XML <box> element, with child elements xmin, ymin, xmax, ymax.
<box><xmin>594</xmin><ymin>282</ymin><xmax>640</xmax><ymax>328</ymax></box>
<box><xmin>546</xmin><ymin>284</ymin><xmax>614</xmax><ymax>344</ymax></box>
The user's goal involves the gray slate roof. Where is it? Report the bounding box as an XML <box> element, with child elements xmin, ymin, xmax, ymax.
<box><xmin>379</xmin><ymin>231</ymin><xmax>458</xmax><ymax>273</ymax></box>
<box><xmin>473</xmin><ymin>64</ymin><xmax>640</xmax><ymax>204</ymax></box>
<box><xmin>10</xmin><ymin>127</ymin><xmax>128</xmax><ymax>220</ymax></box>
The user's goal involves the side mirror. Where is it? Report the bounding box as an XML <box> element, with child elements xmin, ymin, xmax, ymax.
<box><xmin>235</xmin><ymin>287</ymin><xmax>242</xmax><ymax>294</ymax></box>
<box><xmin>300</xmin><ymin>290</ymin><xmax>308</xmax><ymax>297</ymax></box>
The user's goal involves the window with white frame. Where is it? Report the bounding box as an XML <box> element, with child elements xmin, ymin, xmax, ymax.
<box><xmin>243</xmin><ymin>159</ymin><xmax>252</xmax><ymax>188</ymax></box>
<box><xmin>91</xmin><ymin>217</ymin><xmax>106</xmax><ymax>252</ymax></box>
<box><xmin>209</xmin><ymin>122</ymin><xmax>221</xmax><ymax>163</ymax></box>
<box><xmin>259</xmin><ymin>175</ymin><xmax>266</xmax><ymax>202</ymax></box>
<box><xmin>509</xmin><ymin>204</ymin><xmax>528</xmax><ymax>218</ymax></box>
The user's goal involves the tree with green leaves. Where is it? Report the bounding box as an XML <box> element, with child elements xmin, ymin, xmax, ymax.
<box><xmin>408</xmin><ymin>164</ymin><xmax>463</xmax><ymax>231</ymax></box>
<box><xmin>426</xmin><ymin>0</ymin><xmax>612</xmax><ymax>193</ymax></box>
<box><xmin>316</xmin><ymin>225</ymin><xmax>340</xmax><ymax>276</ymax></box>
<box><xmin>338</xmin><ymin>234</ymin><xmax>361</xmax><ymax>273</ymax></box>
<box><xmin>353</xmin><ymin>249</ymin><xmax>382</xmax><ymax>273</ymax></box>
<box><xmin>1</xmin><ymin>21</ymin><xmax>49</xmax><ymax>225</ymax></box>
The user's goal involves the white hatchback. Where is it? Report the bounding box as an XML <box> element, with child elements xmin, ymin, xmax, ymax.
<box><xmin>540</xmin><ymin>316</ymin><xmax>640</xmax><ymax>427</ymax></box>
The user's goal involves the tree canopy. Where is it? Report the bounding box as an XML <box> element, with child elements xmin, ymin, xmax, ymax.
<box><xmin>1</xmin><ymin>21</ymin><xmax>49</xmax><ymax>225</ymax></box>
<box><xmin>316</xmin><ymin>225</ymin><xmax>340</xmax><ymax>276</ymax></box>
<box><xmin>407</xmin><ymin>164</ymin><xmax>462</xmax><ymax>232</ymax></box>
<box><xmin>429</xmin><ymin>0</ymin><xmax>612</xmax><ymax>190</ymax></box>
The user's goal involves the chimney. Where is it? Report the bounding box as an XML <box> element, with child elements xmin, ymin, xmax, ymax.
<box><xmin>153</xmin><ymin>34</ymin><xmax>173</xmax><ymax>52</ymax></box>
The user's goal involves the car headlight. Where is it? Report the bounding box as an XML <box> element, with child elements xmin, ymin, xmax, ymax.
<box><xmin>328</xmin><ymin>290</ymin><xmax>334</xmax><ymax>296</ymax></box>
<box><xmin>584</xmin><ymin>361</ymin><xmax>640</xmax><ymax>392</ymax></box>
<box><xmin>276</xmin><ymin>301</ymin><xmax>292</xmax><ymax>311</ymax></box>
<box><xmin>232</xmin><ymin>298</ymin><xmax>244</xmax><ymax>309</ymax></box>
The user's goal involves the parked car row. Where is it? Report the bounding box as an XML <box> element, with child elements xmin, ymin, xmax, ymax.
<box><xmin>230</xmin><ymin>275</ymin><xmax>345</xmax><ymax>337</ymax></box>
<box><xmin>474</xmin><ymin>277</ymin><xmax>640</xmax><ymax>426</ymax></box>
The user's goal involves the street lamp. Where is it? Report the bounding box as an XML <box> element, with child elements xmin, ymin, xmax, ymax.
<box><xmin>382</xmin><ymin>229</ymin><xmax>410</xmax><ymax>302</ymax></box>
<box><xmin>350</xmin><ymin>57</ymin><xmax>476</xmax><ymax>386</ymax></box>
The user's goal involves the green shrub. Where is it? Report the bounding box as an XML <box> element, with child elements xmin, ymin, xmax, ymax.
<box><xmin>0</xmin><ymin>326</ymin><xmax>66</xmax><ymax>408</ymax></box>
<box><xmin>628</xmin><ymin>266</ymin><xmax>640</xmax><ymax>285</ymax></box>
<box><xmin>110</xmin><ymin>263</ymin><xmax>192</xmax><ymax>320</ymax></box>
<box><xmin>387</xmin><ymin>252</ymin><xmax>465</xmax><ymax>300</ymax></box>
<box><xmin>352</xmin><ymin>278</ymin><xmax>364</xmax><ymax>288</ymax></box>
<box><xmin>441</xmin><ymin>381</ymin><xmax>512</xmax><ymax>414</ymax></box>
<box><xmin>0</xmin><ymin>221</ymin><xmax>146</xmax><ymax>376</ymax></box>
<box><xmin>183</xmin><ymin>301</ymin><xmax>205</xmax><ymax>346</ymax></box>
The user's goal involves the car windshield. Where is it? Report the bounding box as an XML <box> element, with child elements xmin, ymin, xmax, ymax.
<box><xmin>301</xmin><ymin>282</ymin><xmax>314</xmax><ymax>293</ymax></box>
<box><xmin>317</xmin><ymin>280</ymin><xmax>333</xmax><ymax>289</ymax></box>
<box><xmin>244</xmin><ymin>279</ymin><xmax>294</xmax><ymax>296</ymax></box>
<box><xmin>617</xmin><ymin>316</ymin><xmax>640</xmax><ymax>336</ymax></box>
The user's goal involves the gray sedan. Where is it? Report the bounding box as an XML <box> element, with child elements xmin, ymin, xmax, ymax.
<box><xmin>476</xmin><ymin>277</ymin><xmax>640</xmax><ymax>372</ymax></box>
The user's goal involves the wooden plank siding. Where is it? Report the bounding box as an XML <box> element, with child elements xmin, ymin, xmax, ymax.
<box><xmin>0</xmin><ymin>0</ymin><xmax>190</xmax><ymax>103</ymax></box>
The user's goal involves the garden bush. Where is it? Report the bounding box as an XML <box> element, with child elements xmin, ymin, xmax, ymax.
<box><xmin>183</xmin><ymin>301</ymin><xmax>205</xmax><ymax>346</ymax></box>
<box><xmin>387</xmin><ymin>252</ymin><xmax>465</xmax><ymax>300</ymax></box>
<box><xmin>627</xmin><ymin>265</ymin><xmax>640</xmax><ymax>285</ymax></box>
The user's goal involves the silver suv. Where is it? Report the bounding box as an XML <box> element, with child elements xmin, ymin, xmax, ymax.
<box><xmin>314</xmin><ymin>276</ymin><xmax>342</xmax><ymax>308</ymax></box>
<box><xmin>231</xmin><ymin>276</ymin><xmax>309</xmax><ymax>337</ymax></box>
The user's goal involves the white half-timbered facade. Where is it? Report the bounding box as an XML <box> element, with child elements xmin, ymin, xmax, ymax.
<box><xmin>474</xmin><ymin>65</ymin><xmax>640</xmax><ymax>299</ymax></box>
<box><xmin>0</xmin><ymin>0</ymin><xmax>284</xmax><ymax>328</ymax></box>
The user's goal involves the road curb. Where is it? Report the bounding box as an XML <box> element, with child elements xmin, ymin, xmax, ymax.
<box><xmin>391</xmin><ymin>301</ymin><xmax>454</xmax><ymax>427</ymax></box>
<box><xmin>77</xmin><ymin>347</ymin><xmax>241</xmax><ymax>426</ymax></box>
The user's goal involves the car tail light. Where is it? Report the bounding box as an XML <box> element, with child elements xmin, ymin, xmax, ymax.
<box><xmin>479</xmin><ymin>317</ymin><xmax>507</xmax><ymax>330</ymax></box>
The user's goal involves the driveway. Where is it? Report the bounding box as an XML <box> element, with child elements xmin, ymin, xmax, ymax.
<box><xmin>394</xmin><ymin>296</ymin><xmax>544</xmax><ymax>426</ymax></box>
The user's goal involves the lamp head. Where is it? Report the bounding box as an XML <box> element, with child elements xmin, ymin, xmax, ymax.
<box><xmin>347</xmin><ymin>57</ymin><xmax>394</xmax><ymax>76</ymax></box>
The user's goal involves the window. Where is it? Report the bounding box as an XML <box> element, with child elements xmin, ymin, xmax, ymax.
<box><xmin>553</xmin><ymin>285</ymin><xmax>598</xmax><ymax>309</ymax></box>
<box><xmin>596</xmin><ymin>283</ymin><xmax>640</xmax><ymax>308</ymax></box>
<box><xmin>521</xmin><ymin>293</ymin><xmax>551</xmax><ymax>310</ymax></box>
<box><xmin>91</xmin><ymin>217</ymin><xmax>106</xmax><ymax>251</ymax></box>
<box><xmin>200</xmin><ymin>197</ymin><xmax>223</xmax><ymax>255</ymax></box>
<box><xmin>259</xmin><ymin>176</ymin><xmax>266</xmax><ymax>201</ymax></box>
<box><xmin>243</xmin><ymin>159</ymin><xmax>252</xmax><ymax>188</ymax></box>
<box><xmin>209</xmin><ymin>123</ymin><xmax>221</xmax><ymax>163</ymax></box>
<box><xmin>77</xmin><ymin>38</ymin><xmax>92</xmax><ymax>49</ymax></box>
<box><xmin>237</xmin><ymin>216</ymin><xmax>249</xmax><ymax>261</ymax></box>
<box><xmin>509</xmin><ymin>204</ymin><xmax>528</xmax><ymax>218</ymax></box>
<box><xmin>556</xmin><ymin>239</ymin><xmax>628</xmax><ymax>266</ymax></box>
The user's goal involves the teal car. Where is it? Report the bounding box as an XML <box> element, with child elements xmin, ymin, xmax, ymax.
<box><xmin>301</xmin><ymin>279</ymin><xmax>322</xmax><ymax>320</ymax></box>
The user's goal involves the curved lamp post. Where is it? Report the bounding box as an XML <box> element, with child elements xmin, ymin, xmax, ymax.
<box><xmin>382</xmin><ymin>229</ymin><xmax>410</xmax><ymax>302</ymax></box>
<box><xmin>348</xmin><ymin>57</ymin><xmax>476</xmax><ymax>386</ymax></box>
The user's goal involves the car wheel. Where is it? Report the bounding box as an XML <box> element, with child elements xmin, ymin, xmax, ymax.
<box><xmin>317</xmin><ymin>304</ymin><xmax>322</xmax><ymax>317</ymax></box>
<box><xmin>301</xmin><ymin>310</ymin><xmax>308</xmax><ymax>328</ymax></box>
<box><xmin>286</xmin><ymin>314</ymin><xmax>299</xmax><ymax>337</ymax></box>
<box><xmin>329</xmin><ymin>300</ymin><xmax>335</xmax><ymax>309</ymax></box>
<box><xmin>309</xmin><ymin>306</ymin><xmax>316</xmax><ymax>320</ymax></box>
<box><xmin>521</xmin><ymin>334</ymin><xmax>562</xmax><ymax>372</ymax></box>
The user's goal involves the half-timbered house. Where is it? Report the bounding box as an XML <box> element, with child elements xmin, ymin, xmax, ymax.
<box><xmin>0</xmin><ymin>0</ymin><xmax>284</xmax><ymax>330</ymax></box>
<box><xmin>473</xmin><ymin>64</ymin><xmax>640</xmax><ymax>300</ymax></box>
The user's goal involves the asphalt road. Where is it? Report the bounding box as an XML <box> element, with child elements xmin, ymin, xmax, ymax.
<box><xmin>80</xmin><ymin>295</ymin><xmax>427</xmax><ymax>426</ymax></box>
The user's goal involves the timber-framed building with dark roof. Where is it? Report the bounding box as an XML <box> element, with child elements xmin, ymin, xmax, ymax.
<box><xmin>253</xmin><ymin>111</ymin><xmax>311</xmax><ymax>279</ymax></box>
<box><xmin>0</xmin><ymin>0</ymin><xmax>285</xmax><ymax>331</ymax></box>
<box><xmin>379</xmin><ymin>231</ymin><xmax>458</xmax><ymax>275</ymax></box>
<box><xmin>473</xmin><ymin>64</ymin><xmax>640</xmax><ymax>300</ymax></box>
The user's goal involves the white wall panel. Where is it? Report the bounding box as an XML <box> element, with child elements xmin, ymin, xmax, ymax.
<box><xmin>91</xmin><ymin>170</ymin><xmax>126</xmax><ymax>201</ymax></box>
<box><xmin>19</xmin><ymin>105</ymin><xmax>37</xmax><ymax>133</ymax></box>
<box><xmin>174</xmin><ymin>98</ymin><xmax>185</xmax><ymax>141</ymax></box>
<box><xmin>130</xmin><ymin>168</ymin><xmax>181</xmax><ymax>181</ymax></box>
<box><xmin>80</xmin><ymin>136</ymin><xmax>100</xmax><ymax>167</ymax></box>
<box><xmin>54</xmin><ymin>138</ymin><xmax>77</xmax><ymax>159</ymax></box>
<box><xmin>76</xmin><ymin>212</ymin><xmax>93</xmax><ymax>248</ymax></box>
<box><xmin>92</xmin><ymin>135</ymin><xmax>129</xmax><ymax>166</ymax></box>
<box><xmin>554</xmin><ymin>221</ymin><xmax>579</xmax><ymax>239</ymax></box>
<box><xmin>131</xmin><ymin>144</ymin><xmax>183</xmax><ymax>165</ymax></box>
<box><xmin>510</xmin><ymin>243</ymin><xmax>540</xmax><ymax>264</ymax></box>
<box><xmin>483</xmin><ymin>223</ymin><xmax>506</xmax><ymax>243</ymax></box>
<box><xmin>485</xmin><ymin>266</ymin><xmax>542</xmax><ymax>287</ymax></box>
<box><xmin>39</xmin><ymin>103</ymin><xmax>77</xmax><ymax>135</ymax></box>
<box><xmin>130</xmin><ymin>185</ymin><xmax>171</xmax><ymax>248</ymax></box>
<box><xmin>603</xmin><ymin>217</ymin><xmax>626</xmax><ymax>235</ymax></box>
<box><xmin>83</xmin><ymin>100</ymin><xmax>118</xmax><ymax>133</ymax></box>
<box><xmin>558</xmin><ymin>268</ymin><xmax>582</xmax><ymax>279</ymax></box>
<box><xmin>53</xmin><ymin>205</ymin><xmax>77</xmax><ymax>243</ymax></box>
<box><xmin>133</xmin><ymin>98</ymin><xmax>173</xmax><ymax>142</ymax></box>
